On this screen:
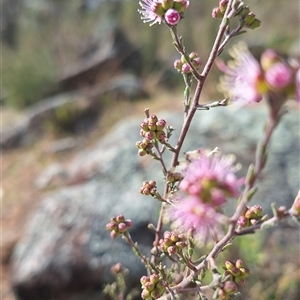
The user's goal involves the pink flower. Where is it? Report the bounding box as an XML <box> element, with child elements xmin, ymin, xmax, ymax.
<box><xmin>265</xmin><ymin>62</ymin><xmax>292</xmax><ymax>89</ymax></box>
<box><xmin>164</xmin><ymin>8</ymin><xmax>181</xmax><ymax>25</ymax></box>
<box><xmin>168</xmin><ymin>196</ymin><xmax>226</xmax><ymax>243</ymax></box>
<box><xmin>217</xmin><ymin>43</ymin><xmax>267</xmax><ymax>106</ymax></box>
<box><xmin>179</xmin><ymin>152</ymin><xmax>243</xmax><ymax>207</ymax></box>
<box><xmin>138</xmin><ymin>0</ymin><xmax>165</xmax><ymax>26</ymax></box>
<box><xmin>167</xmin><ymin>152</ymin><xmax>243</xmax><ymax>243</ymax></box>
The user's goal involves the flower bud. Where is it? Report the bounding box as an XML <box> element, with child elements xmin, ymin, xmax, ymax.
<box><xmin>167</xmin><ymin>245</ymin><xmax>177</xmax><ymax>255</ymax></box>
<box><xmin>144</xmin><ymin>281</ymin><xmax>155</xmax><ymax>291</ymax></box>
<box><xmin>110</xmin><ymin>262</ymin><xmax>124</xmax><ymax>274</ymax></box>
<box><xmin>106</xmin><ymin>222</ymin><xmax>117</xmax><ymax>231</ymax></box>
<box><xmin>149</xmin><ymin>115</ymin><xmax>158</xmax><ymax>123</ymax></box>
<box><xmin>189</xmin><ymin>52</ymin><xmax>198</xmax><ymax>60</ymax></box>
<box><xmin>149</xmin><ymin>180</ymin><xmax>156</xmax><ymax>187</ymax></box>
<box><xmin>145</xmin><ymin>131</ymin><xmax>154</xmax><ymax>140</ymax></box>
<box><xmin>182</xmin><ymin>63</ymin><xmax>191</xmax><ymax>73</ymax></box>
<box><xmin>110</xmin><ymin>230</ymin><xmax>118</xmax><ymax>238</ymax></box>
<box><xmin>140</xmin><ymin>275</ymin><xmax>149</xmax><ymax>286</ymax></box>
<box><xmin>237</xmin><ymin>215</ymin><xmax>248</xmax><ymax>227</ymax></box>
<box><xmin>212</xmin><ymin>7</ymin><xmax>223</xmax><ymax>19</ymax></box>
<box><xmin>116</xmin><ymin>214</ymin><xmax>125</xmax><ymax>222</ymax></box>
<box><xmin>223</xmin><ymin>281</ymin><xmax>238</xmax><ymax>293</ymax></box>
<box><xmin>235</xmin><ymin>259</ymin><xmax>245</xmax><ymax>269</ymax></box>
<box><xmin>148</xmin><ymin>121</ymin><xmax>157</xmax><ymax>131</ymax></box>
<box><xmin>225</xmin><ymin>260</ymin><xmax>235</xmax><ymax>271</ymax></box>
<box><xmin>192</xmin><ymin>57</ymin><xmax>202</xmax><ymax>68</ymax></box>
<box><xmin>239</xmin><ymin>267</ymin><xmax>250</xmax><ymax>278</ymax></box>
<box><xmin>252</xmin><ymin>205</ymin><xmax>262</xmax><ymax>217</ymax></box>
<box><xmin>125</xmin><ymin>219</ymin><xmax>132</xmax><ymax>227</ymax></box>
<box><xmin>140</xmin><ymin>121</ymin><xmax>149</xmax><ymax>131</ymax></box>
<box><xmin>150</xmin><ymin>273</ymin><xmax>159</xmax><ymax>284</ymax></box>
<box><xmin>265</xmin><ymin>62</ymin><xmax>292</xmax><ymax>89</ymax></box>
<box><xmin>219</xmin><ymin>0</ymin><xmax>228</xmax><ymax>13</ymax></box>
<box><xmin>138</xmin><ymin>149</ymin><xmax>147</xmax><ymax>156</ymax></box>
<box><xmin>176</xmin><ymin>241</ymin><xmax>187</xmax><ymax>249</ymax></box>
<box><xmin>136</xmin><ymin>141</ymin><xmax>143</xmax><ymax>149</ymax></box>
<box><xmin>174</xmin><ymin>59</ymin><xmax>183</xmax><ymax>71</ymax></box>
<box><xmin>118</xmin><ymin>222</ymin><xmax>127</xmax><ymax>232</ymax></box>
<box><xmin>165</xmin><ymin>8</ymin><xmax>181</xmax><ymax>26</ymax></box>
<box><xmin>141</xmin><ymin>289</ymin><xmax>150</xmax><ymax>299</ymax></box>
<box><xmin>142</xmin><ymin>138</ymin><xmax>151</xmax><ymax>146</ymax></box>
<box><xmin>170</xmin><ymin>232</ymin><xmax>179</xmax><ymax>242</ymax></box>
<box><xmin>140</xmin><ymin>187</ymin><xmax>150</xmax><ymax>195</ymax></box>
<box><xmin>164</xmin><ymin>231</ymin><xmax>172</xmax><ymax>239</ymax></box>
<box><xmin>140</xmin><ymin>129</ymin><xmax>147</xmax><ymax>137</ymax></box>
<box><xmin>156</xmin><ymin>131</ymin><xmax>166</xmax><ymax>141</ymax></box>
<box><xmin>156</xmin><ymin>119</ymin><xmax>166</xmax><ymax>130</ymax></box>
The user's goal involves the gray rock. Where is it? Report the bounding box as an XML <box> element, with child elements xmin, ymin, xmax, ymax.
<box><xmin>11</xmin><ymin>105</ymin><xmax>299</xmax><ymax>299</ymax></box>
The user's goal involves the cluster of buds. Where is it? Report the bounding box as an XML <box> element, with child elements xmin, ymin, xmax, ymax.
<box><xmin>136</xmin><ymin>138</ymin><xmax>154</xmax><ymax>157</ymax></box>
<box><xmin>217</xmin><ymin>280</ymin><xmax>238</xmax><ymax>300</ymax></box>
<box><xmin>224</xmin><ymin>259</ymin><xmax>250</xmax><ymax>285</ymax></box>
<box><xmin>136</xmin><ymin>114</ymin><xmax>167</xmax><ymax>156</ymax></box>
<box><xmin>106</xmin><ymin>214</ymin><xmax>132</xmax><ymax>238</ymax></box>
<box><xmin>110</xmin><ymin>262</ymin><xmax>127</xmax><ymax>276</ymax></box>
<box><xmin>157</xmin><ymin>231</ymin><xmax>187</xmax><ymax>256</ymax></box>
<box><xmin>212</xmin><ymin>0</ymin><xmax>261</xmax><ymax>30</ymax></box>
<box><xmin>237</xmin><ymin>204</ymin><xmax>263</xmax><ymax>228</ymax></box>
<box><xmin>140</xmin><ymin>274</ymin><xmax>166</xmax><ymax>299</ymax></box>
<box><xmin>174</xmin><ymin>52</ymin><xmax>202</xmax><ymax>74</ymax></box>
<box><xmin>139</xmin><ymin>0</ymin><xmax>190</xmax><ymax>27</ymax></box>
<box><xmin>140</xmin><ymin>180</ymin><xmax>157</xmax><ymax>196</ymax></box>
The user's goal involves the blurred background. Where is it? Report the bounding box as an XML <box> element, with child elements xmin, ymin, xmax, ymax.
<box><xmin>1</xmin><ymin>0</ymin><xmax>299</xmax><ymax>300</ymax></box>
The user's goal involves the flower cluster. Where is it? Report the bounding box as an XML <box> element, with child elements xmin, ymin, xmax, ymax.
<box><xmin>106</xmin><ymin>215</ymin><xmax>132</xmax><ymax>238</ymax></box>
<box><xmin>110</xmin><ymin>262</ymin><xmax>127</xmax><ymax>275</ymax></box>
<box><xmin>173</xmin><ymin>52</ymin><xmax>202</xmax><ymax>74</ymax></box>
<box><xmin>136</xmin><ymin>114</ymin><xmax>168</xmax><ymax>156</ymax></box>
<box><xmin>237</xmin><ymin>204</ymin><xmax>263</xmax><ymax>228</ymax></box>
<box><xmin>136</xmin><ymin>138</ymin><xmax>154</xmax><ymax>157</ymax></box>
<box><xmin>140</xmin><ymin>180</ymin><xmax>157</xmax><ymax>196</ymax></box>
<box><xmin>169</xmin><ymin>152</ymin><xmax>243</xmax><ymax>242</ymax></box>
<box><xmin>157</xmin><ymin>231</ymin><xmax>187</xmax><ymax>255</ymax></box>
<box><xmin>140</xmin><ymin>274</ymin><xmax>166</xmax><ymax>299</ymax></box>
<box><xmin>212</xmin><ymin>0</ymin><xmax>261</xmax><ymax>30</ymax></box>
<box><xmin>180</xmin><ymin>153</ymin><xmax>242</xmax><ymax>205</ymax></box>
<box><xmin>138</xmin><ymin>0</ymin><xmax>189</xmax><ymax>26</ymax></box>
<box><xmin>224</xmin><ymin>259</ymin><xmax>250</xmax><ymax>285</ymax></box>
<box><xmin>218</xmin><ymin>43</ymin><xmax>300</xmax><ymax>106</ymax></box>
